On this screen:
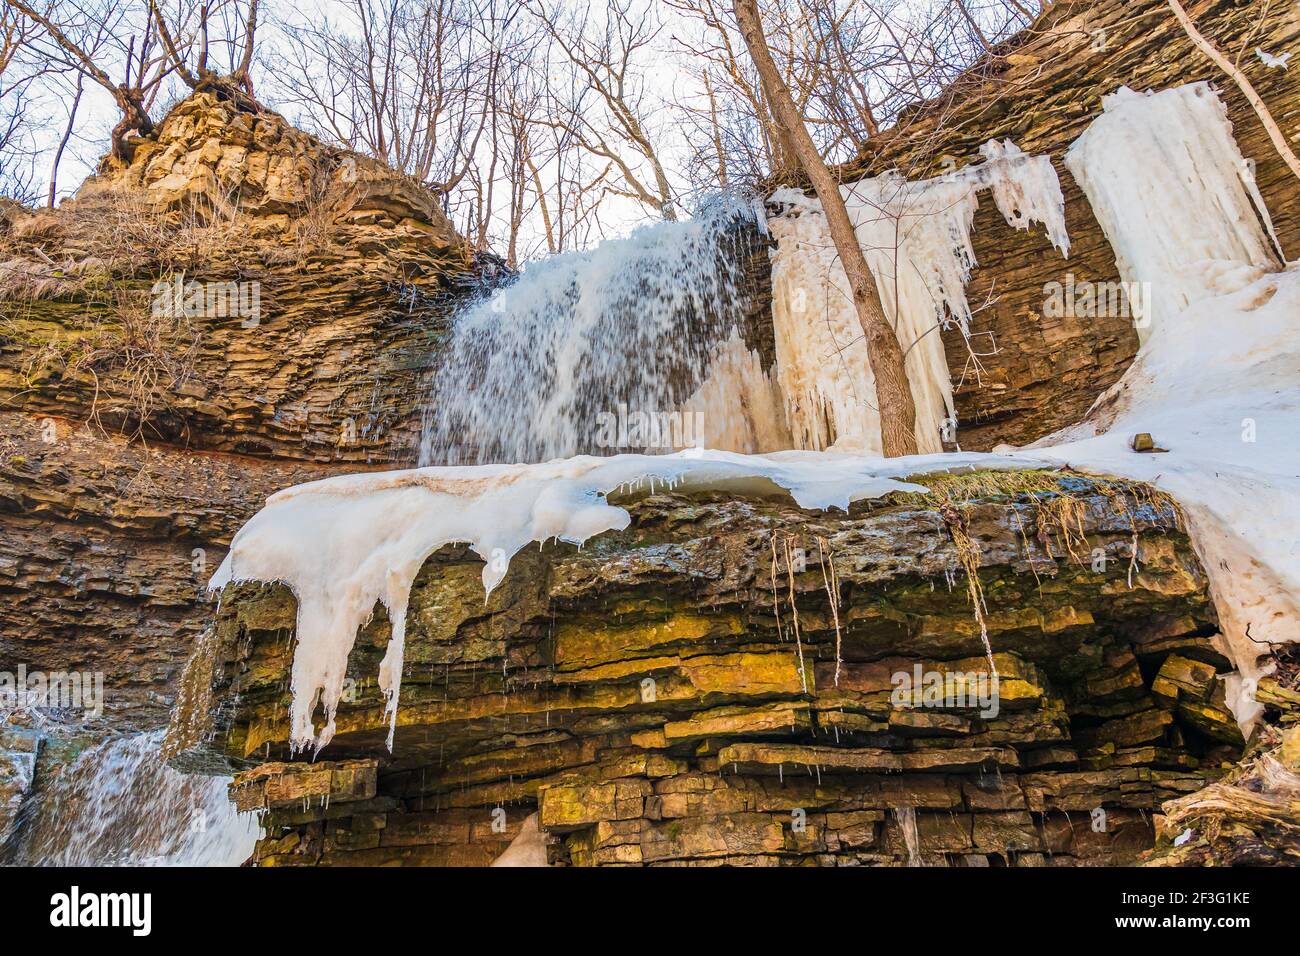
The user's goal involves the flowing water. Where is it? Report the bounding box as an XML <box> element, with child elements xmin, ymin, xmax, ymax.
<box><xmin>894</xmin><ymin>806</ymin><xmax>924</xmax><ymax>867</ymax></box>
<box><xmin>419</xmin><ymin>193</ymin><xmax>766</xmax><ymax>465</ymax></box>
<box><xmin>11</xmin><ymin>730</ymin><xmax>256</xmax><ymax>866</ymax></box>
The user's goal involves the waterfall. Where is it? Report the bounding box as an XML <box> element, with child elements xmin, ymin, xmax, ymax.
<box><xmin>419</xmin><ymin>193</ymin><xmax>772</xmax><ymax>466</ymax></box>
<box><xmin>11</xmin><ymin>730</ymin><xmax>257</xmax><ymax>866</ymax></box>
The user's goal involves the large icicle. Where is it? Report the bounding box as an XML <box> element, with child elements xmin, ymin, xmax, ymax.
<box><xmin>1034</xmin><ymin>82</ymin><xmax>1298</xmax><ymax>728</ymax></box>
<box><xmin>768</xmin><ymin>139</ymin><xmax>1069</xmax><ymax>456</ymax></box>
<box><xmin>1065</xmin><ymin>82</ymin><xmax>1282</xmax><ymax>341</ymax></box>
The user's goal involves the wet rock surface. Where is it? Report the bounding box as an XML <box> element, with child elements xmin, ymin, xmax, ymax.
<box><xmin>177</xmin><ymin>474</ymin><xmax>1259</xmax><ymax>866</ymax></box>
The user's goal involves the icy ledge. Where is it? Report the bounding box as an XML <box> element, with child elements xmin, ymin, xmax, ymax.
<box><xmin>212</xmin><ymin>267</ymin><xmax>1300</xmax><ymax>754</ymax></box>
<box><xmin>209</xmin><ymin>448</ymin><xmax>1044</xmax><ymax>753</ymax></box>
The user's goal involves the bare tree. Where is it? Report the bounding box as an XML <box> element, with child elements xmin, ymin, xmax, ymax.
<box><xmin>668</xmin><ymin>0</ymin><xmax>1038</xmax><ymax>196</ymax></box>
<box><xmin>526</xmin><ymin>0</ymin><xmax>680</xmax><ymax>219</ymax></box>
<box><xmin>0</xmin><ymin>5</ymin><xmax>51</xmax><ymax>200</ymax></box>
<box><xmin>147</xmin><ymin>0</ymin><xmax>260</xmax><ymax>99</ymax></box>
<box><xmin>268</xmin><ymin>0</ymin><xmax>493</xmax><ymax>191</ymax></box>
<box><xmin>733</xmin><ymin>0</ymin><xmax>918</xmax><ymax>456</ymax></box>
<box><xmin>46</xmin><ymin>69</ymin><xmax>84</xmax><ymax>205</ymax></box>
<box><xmin>1166</xmin><ymin>0</ymin><xmax>1300</xmax><ymax>182</ymax></box>
<box><xmin>10</xmin><ymin>0</ymin><xmax>260</xmax><ymax>161</ymax></box>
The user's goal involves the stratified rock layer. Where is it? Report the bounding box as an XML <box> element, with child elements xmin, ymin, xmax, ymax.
<box><xmin>0</xmin><ymin>91</ymin><xmax>478</xmax><ymax>739</ymax></box>
<box><xmin>1</xmin><ymin>92</ymin><xmax>473</xmax><ymax>462</ymax></box>
<box><xmin>178</xmin><ymin>472</ymin><xmax>1251</xmax><ymax>866</ymax></box>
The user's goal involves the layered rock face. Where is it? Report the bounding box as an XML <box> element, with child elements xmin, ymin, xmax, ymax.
<box><xmin>177</xmin><ymin>473</ymin><xmax>1253</xmax><ymax>866</ymax></box>
<box><xmin>0</xmin><ymin>93</ymin><xmax>480</xmax><ymax>740</ymax></box>
<box><xmin>2</xmin><ymin>91</ymin><xmax>473</xmax><ymax>462</ymax></box>
<box><xmin>0</xmin><ymin>91</ymin><xmax>776</xmax><ymax>741</ymax></box>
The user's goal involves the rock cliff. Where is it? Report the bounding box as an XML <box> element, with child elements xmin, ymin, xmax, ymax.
<box><xmin>828</xmin><ymin>0</ymin><xmax>1300</xmax><ymax>450</ymax></box>
<box><xmin>175</xmin><ymin>471</ymin><xmax>1266</xmax><ymax>866</ymax></box>
<box><xmin>4</xmin><ymin>0</ymin><xmax>1300</xmax><ymax>866</ymax></box>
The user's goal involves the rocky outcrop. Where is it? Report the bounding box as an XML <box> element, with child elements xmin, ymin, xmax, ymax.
<box><xmin>174</xmin><ymin>471</ymin><xmax>1258</xmax><ymax>866</ymax></box>
<box><xmin>0</xmin><ymin>92</ymin><xmax>482</xmax><ymax>744</ymax></box>
<box><xmin>4</xmin><ymin>1</ymin><xmax>1297</xmax><ymax>866</ymax></box>
<box><xmin>1</xmin><ymin>91</ymin><xmax>474</xmax><ymax>462</ymax></box>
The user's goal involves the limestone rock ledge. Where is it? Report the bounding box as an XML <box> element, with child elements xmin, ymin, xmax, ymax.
<box><xmin>173</xmin><ymin>471</ymin><xmax>1265</xmax><ymax>866</ymax></box>
<box><xmin>1</xmin><ymin>91</ymin><xmax>475</xmax><ymax>463</ymax></box>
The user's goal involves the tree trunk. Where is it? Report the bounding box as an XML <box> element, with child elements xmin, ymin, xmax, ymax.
<box><xmin>1166</xmin><ymin>0</ymin><xmax>1300</xmax><ymax>184</ymax></box>
<box><xmin>732</xmin><ymin>0</ymin><xmax>918</xmax><ymax>456</ymax></box>
<box><xmin>47</xmin><ymin>72</ymin><xmax>84</xmax><ymax>207</ymax></box>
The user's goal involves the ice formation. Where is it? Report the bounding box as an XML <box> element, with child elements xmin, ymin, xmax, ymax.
<box><xmin>679</xmin><ymin>329</ymin><xmax>792</xmax><ymax>454</ymax></box>
<box><xmin>212</xmin><ymin>82</ymin><xmax>1299</xmax><ymax>751</ymax></box>
<box><xmin>490</xmin><ymin>812</ymin><xmax>549</xmax><ymax>867</ymax></box>
<box><xmin>210</xmin><ymin>448</ymin><xmax>1043</xmax><ymax>752</ymax></box>
<box><xmin>1036</xmin><ymin>83</ymin><xmax>1298</xmax><ymax>726</ymax></box>
<box><xmin>1065</xmin><ymin>82</ymin><xmax>1282</xmax><ymax>340</ymax></box>
<box><xmin>419</xmin><ymin>194</ymin><xmax>765</xmax><ymax>465</ymax></box>
<box><xmin>767</xmin><ymin>139</ymin><xmax>1069</xmax><ymax>455</ymax></box>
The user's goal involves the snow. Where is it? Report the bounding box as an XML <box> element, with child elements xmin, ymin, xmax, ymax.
<box><xmin>1035</xmin><ymin>82</ymin><xmax>1297</xmax><ymax>726</ymax></box>
<box><xmin>1065</xmin><ymin>83</ymin><xmax>1282</xmax><ymax>341</ymax></box>
<box><xmin>767</xmin><ymin>139</ymin><xmax>1069</xmax><ymax>455</ymax></box>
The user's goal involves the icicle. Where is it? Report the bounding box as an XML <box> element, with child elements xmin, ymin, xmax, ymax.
<box><xmin>1065</xmin><ymin>82</ymin><xmax>1281</xmax><ymax>342</ymax></box>
<box><xmin>767</xmin><ymin>137</ymin><xmax>1069</xmax><ymax>456</ymax></box>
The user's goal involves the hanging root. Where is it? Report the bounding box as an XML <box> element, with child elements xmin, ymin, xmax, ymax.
<box><xmin>937</xmin><ymin>501</ymin><xmax>997</xmax><ymax>675</ymax></box>
<box><xmin>769</xmin><ymin>530</ymin><xmax>784</xmax><ymax>642</ymax></box>
<box><xmin>897</xmin><ymin>469</ymin><xmax>1179</xmax><ymax>677</ymax></box>
<box><xmin>783</xmin><ymin>535</ymin><xmax>809</xmax><ymax>694</ymax></box>
<box><xmin>817</xmin><ymin>536</ymin><xmax>843</xmax><ymax>688</ymax></box>
<box><xmin>768</xmin><ymin>528</ymin><xmax>819</xmax><ymax>694</ymax></box>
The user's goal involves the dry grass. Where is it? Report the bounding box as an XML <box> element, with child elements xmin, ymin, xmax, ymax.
<box><xmin>0</xmin><ymin>189</ymin><xmax>235</xmax><ymax>439</ymax></box>
<box><xmin>897</xmin><ymin>468</ymin><xmax>1179</xmax><ymax>555</ymax></box>
<box><xmin>894</xmin><ymin>468</ymin><xmax>1181</xmax><ymax>672</ymax></box>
